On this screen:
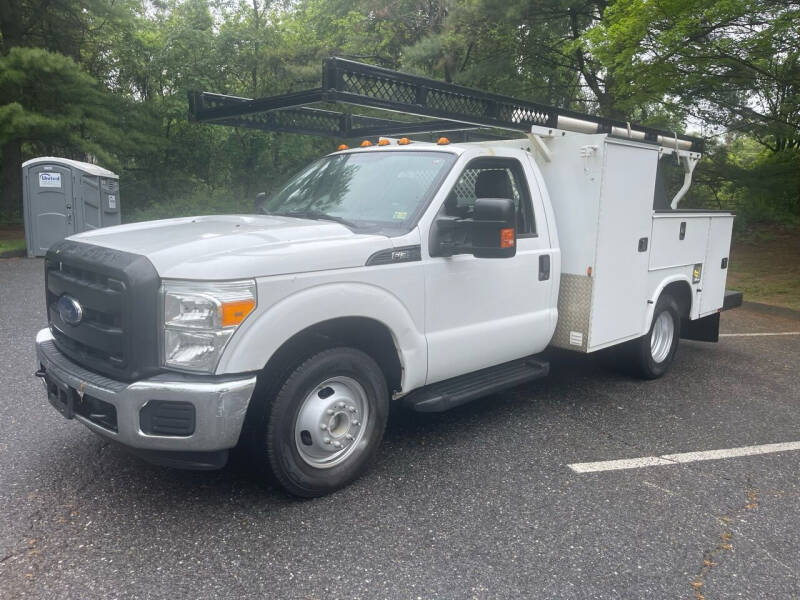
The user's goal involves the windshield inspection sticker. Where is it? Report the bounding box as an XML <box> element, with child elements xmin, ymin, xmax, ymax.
<box><xmin>392</xmin><ymin>211</ymin><xmax>408</xmax><ymax>220</ymax></box>
<box><xmin>39</xmin><ymin>172</ymin><xmax>62</xmax><ymax>188</ymax></box>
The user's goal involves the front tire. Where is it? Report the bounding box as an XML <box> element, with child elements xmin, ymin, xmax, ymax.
<box><xmin>264</xmin><ymin>347</ymin><xmax>389</xmax><ymax>497</ymax></box>
<box><xmin>628</xmin><ymin>295</ymin><xmax>681</xmax><ymax>379</ymax></box>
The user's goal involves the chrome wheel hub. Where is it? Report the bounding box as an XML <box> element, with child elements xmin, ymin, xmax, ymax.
<box><xmin>650</xmin><ymin>311</ymin><xmax>675</xmax><ymax>363</ymax></box>
<box><xmin>294</xmin><ymin>376</ymin><xmax>369</xmax><ymax>469</ymax></box>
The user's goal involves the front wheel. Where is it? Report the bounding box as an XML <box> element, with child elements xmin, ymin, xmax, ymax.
<box><xmin>627</xmin><ymin>295</ymin><xmax>681</xmax><ymax>379</ymax></box>
<box><xmin>264</xmin><ymin>347</ymin><xmax>389</xmax><ymax>497</ymax></box>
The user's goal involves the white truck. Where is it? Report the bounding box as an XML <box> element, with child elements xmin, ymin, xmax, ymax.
<box><xmin>34</xmin><ymin>59</ymin><xmax>741</xmax><ymax>496</ymax></box>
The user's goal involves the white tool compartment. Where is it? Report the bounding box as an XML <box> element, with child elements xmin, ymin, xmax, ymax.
<box><xmin>650</xmin><ymin>211</ymin><xmax>734</xmax><ymax>317</ymax></box>
<box><xmin>536</xmin><ymin>131</ymin><xmax>733</xmax><ymax>353</ymax></box>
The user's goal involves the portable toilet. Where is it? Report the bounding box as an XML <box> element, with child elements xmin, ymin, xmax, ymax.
<box><xmin>22</xmin><ymin>157</ymin><xmax>121</xmax><ymax>257</ymax></box>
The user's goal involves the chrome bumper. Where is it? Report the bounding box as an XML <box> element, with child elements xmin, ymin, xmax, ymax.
<box><xmin>35</xmin><ymin>328</ymin><xmax>257</xmax><ymax>452</ymax></box>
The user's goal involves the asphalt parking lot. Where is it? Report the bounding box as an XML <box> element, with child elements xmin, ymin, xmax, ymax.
<box><xmin>1</xmin><ymin>256</ymin><xmax>799</xmax><ymax>599</ymax></box>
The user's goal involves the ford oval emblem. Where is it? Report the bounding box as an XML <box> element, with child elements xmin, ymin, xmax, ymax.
<box><xmin>57</xmin><ymin>294</ymin><xmax>83</xmax><ymax>326</ymax></box>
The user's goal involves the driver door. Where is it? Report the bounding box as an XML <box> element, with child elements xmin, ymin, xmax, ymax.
<box><xmin>423</xmin><ymin>156</ymin><xmax>555</xmax><ymax>384</ymax></box>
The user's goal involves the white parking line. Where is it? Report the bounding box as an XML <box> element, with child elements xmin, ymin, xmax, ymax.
<box><xmin>719</xmin><ymin>332</ymin><xmax>800</xmax><ymax>337</ymax></box>
<box><xmin>569</xmin><ymin>441</ymin><xmax>800</xmax><ymax>473</ymax></box>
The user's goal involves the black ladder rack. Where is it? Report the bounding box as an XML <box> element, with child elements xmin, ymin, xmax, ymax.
<box><xmin>189</xmin><ymin>57</ymin><xmax>703</xmax><ymax>151</ymax></box>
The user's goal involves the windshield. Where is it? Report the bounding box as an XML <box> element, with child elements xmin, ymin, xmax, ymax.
<box><xmin>257</xmin><ymin>150</ymin><xmax>457</xmax><ymax>233</ymax></box>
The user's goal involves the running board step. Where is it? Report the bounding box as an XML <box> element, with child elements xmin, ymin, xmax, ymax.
<box><xmin>403</xmin><ymin>357</ymin><xmax>549</xmax><ymax>413</ymax></box>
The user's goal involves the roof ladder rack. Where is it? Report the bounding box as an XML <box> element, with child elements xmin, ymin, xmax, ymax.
<box><xmin>189</xmin><ymin>57</ymin><xmax>703</xmax><ymax>152</ymax></box>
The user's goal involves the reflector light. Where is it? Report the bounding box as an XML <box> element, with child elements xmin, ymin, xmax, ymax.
<box><xmin>337</xmin><ymin>144</ymin><xmax>349</xmax><ymax>151</ymax></box>
<box><xmin>500</xmin><ymin>228</ymin><xmax>515</xmax><ymax>249</ymax></box>
<box><xmin>587</xmin><ymin>266</ymin><xmax>592</xmax><ymax>277</ymax></box>
<box><xmin>397</xmin><ymin>138</ymin><xmax>411</xmax><ymax>145</ymax></box>
<box><xmin>221</xmin><ymin>298</ymin><xmax>256</xmax><ymax>327</ymax></box>
<box><xmin>693</xmin><ymin>263</ymin><xmax>702</xmax><ymax>283</ymax></box>
<box><xmin>437</xmin><ymin>137</ymin><xmax>450</xmax><ymax>145</ymax></box>
<box><xmin>378</xmin><ymin>138</ymin><xmax>390</xmax><ymax>146</ymax></box>
<box><xmin>360</xmin><ymin>140</ymin><xmax>373</xmax><ymax>147</ymax></box>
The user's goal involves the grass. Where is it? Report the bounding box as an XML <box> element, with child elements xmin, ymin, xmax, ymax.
<box><xmin>0</xmin><ymin>238</ymin><xmax>25</xmax><ymax>254</ymax></box>
<box><xmin>728</xmin><ymin>224</ymin><xmax>800</xmax><ymax>311</ymax></box>
<box><xmin>0</xmin><ymin>225</ymin><xmax>25</xmax><ymax>255</ymax></box>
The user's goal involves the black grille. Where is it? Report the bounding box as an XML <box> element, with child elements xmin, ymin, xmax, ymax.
<box><xmin>45</xmin><ymin>240</ymin><xmax>161</xmax><ymax>381</ymax></box>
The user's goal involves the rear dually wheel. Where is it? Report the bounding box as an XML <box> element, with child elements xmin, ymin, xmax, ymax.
<box><xmin>628</xmin><ymin>294</ymin><xmax>681</xmax><ymax>379</ymax></box>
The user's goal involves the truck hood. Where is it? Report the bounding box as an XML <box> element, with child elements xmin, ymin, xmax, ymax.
<box><xmin>70</xmin><ymin>215</ymin><xmax>392</xmax><ymax>279</ymax></box>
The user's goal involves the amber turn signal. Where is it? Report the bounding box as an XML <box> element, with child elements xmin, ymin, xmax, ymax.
<box><xmin>500</xmin><ymin>228</ymin><xmax>515</xmax><ymax>249</ymax></box>
<box><xmin>221</xmin><ymin>299</ymin><xmax>256</xmax><ymax>327</ymax></box>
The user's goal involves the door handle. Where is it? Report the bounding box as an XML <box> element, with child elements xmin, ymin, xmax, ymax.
<box><xmin>638</xmin><ymin>237</ymin><xmax>648</xmax><ymax>252</ymax></box>
<box><xmin>539</xmin><ymin>254</ymin><xmax>550</xmax><ymax>281</ymax></box>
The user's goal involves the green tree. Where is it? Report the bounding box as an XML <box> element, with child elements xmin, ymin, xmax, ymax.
<box><xmin>587</xmin><ymin>0</ymin><xmax>800</xmax><ymax>217</ymax></box>
<box><xmin>0</xmin><ymin>0</ymin><xmax>138</xmax><ymax>220</ymax></box>
<box><xmin>0</xmin><ymin>48</ymin><xmax>132</xmax><ymax>218</ymax></box>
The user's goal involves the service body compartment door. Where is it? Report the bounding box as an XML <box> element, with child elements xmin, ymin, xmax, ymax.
<box><xmin>589</xmin><ymin>140</ymin><xmax>658</xmax><ymax>349</ymax></box>
<box><xmin>700</xmin><ymin>216</ymin><xmax>734</xmax><ymax>315</ymax></box>
<box><xmin>650</xmin><ymin>215</ymin><xmax>710</xmax><ymax>270</ymax></box>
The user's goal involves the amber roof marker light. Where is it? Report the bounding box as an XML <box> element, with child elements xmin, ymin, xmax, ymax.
<box><xmin>397</xmin><ymin>137</ymin><xmax>411</xmax><ymax>145</ymax></box>
<box><xmin>337</xmin><ymin>144</ymin><xmax>349</xmax><ymax>151</ymax></box>
<box><xmin>360</xmin><ymin>140</ymin><xmax>373</xmax><ymax>147</ymax></box>
<box><xmin>377</xmin><ymin>138</ymin><xmax>391</xmax><ymax>146</ymax></box>
<box><xmin>437</xmin><ymin>137</ymin><xmax>450</xmax><ymax>145</ymax></box>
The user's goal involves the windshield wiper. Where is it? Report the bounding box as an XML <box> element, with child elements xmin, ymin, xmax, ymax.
<box><xmin>263</xmin><ymin>209</ymin><xmax>358</xmax><ymax>229</ymax></box>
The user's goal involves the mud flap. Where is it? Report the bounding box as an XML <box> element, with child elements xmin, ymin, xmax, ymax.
<box><xmin>681</xmin><ymin>312</ymin><xmax>720</xmax><ymax>342</ymax></box>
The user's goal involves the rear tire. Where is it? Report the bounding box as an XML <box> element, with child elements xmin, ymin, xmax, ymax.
<box><xmin>263</xmin><ymin>347</ymin><xmax>389</xmax><ymax>497</ymax></box>
<box><xmin>627</xmin><ymin>295</ymin><xmax>681</xmax><ymax>379</ymax></box>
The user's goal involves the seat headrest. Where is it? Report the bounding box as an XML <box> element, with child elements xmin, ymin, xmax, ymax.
<box><xmin>474</xmin><ymin>169</ymin><xmax>514</xmax><ymax>199</ymax></box>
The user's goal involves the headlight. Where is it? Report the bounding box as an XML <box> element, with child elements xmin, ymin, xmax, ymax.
<box><xmin>161</xmin><ymin>279</ymin><xmax>257</xmax><ymax>373</ymax></box>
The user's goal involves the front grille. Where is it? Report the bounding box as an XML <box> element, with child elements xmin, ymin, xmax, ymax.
<box><xmin>47</xmin><ymin>264</ymin><xmax>127</xmax><ymax>371</ymax></box>
<box><xmin>45</xmin><ymin>240</ymin><xmax>161</xmax><ymax>381</ymax></box>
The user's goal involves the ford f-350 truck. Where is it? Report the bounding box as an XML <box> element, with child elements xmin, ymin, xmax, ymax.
<box><xmin>34</xmin><ymin>59</ymin><xmax>742</xmax><ymax>496</ymax></box>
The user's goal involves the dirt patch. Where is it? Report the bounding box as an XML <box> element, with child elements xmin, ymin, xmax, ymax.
<box><xmin>728</xmin><ymin>224</ymin><xmax>800</xmax><ymax>311</ymax></box>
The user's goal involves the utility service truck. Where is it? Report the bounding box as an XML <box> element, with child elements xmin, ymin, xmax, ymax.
<box><xmin>34</xmin><ymin>59</ymin><xmax>742</xmax><ymax>496</ymax></box>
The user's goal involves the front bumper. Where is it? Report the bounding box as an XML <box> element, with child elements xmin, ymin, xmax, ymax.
<box><xmin>35</xmin><ymin>328</ymin><xmax>257</xmax><ymax>455</ymax></box>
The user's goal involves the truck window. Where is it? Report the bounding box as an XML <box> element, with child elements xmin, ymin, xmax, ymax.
<box><xmin>258</xmin><ymin>150</ymin><xmax>456</xmax><ymax>234</ymax></box>
<box><xmin>444</xmin><ymin>158</ymin><xmax>535</xmax><ymax>235</ymax></box>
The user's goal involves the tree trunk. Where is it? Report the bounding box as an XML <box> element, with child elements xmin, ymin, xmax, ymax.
<box><xmin>1</xmin><ymin>138</ymin><xmax>23</xmax><ymax>221</ymax></box>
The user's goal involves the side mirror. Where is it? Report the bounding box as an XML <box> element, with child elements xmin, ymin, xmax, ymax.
<box><xmin>471</xmin><ymin>197</ymin><xmax>516</xmax><ymax>258</ymax></box>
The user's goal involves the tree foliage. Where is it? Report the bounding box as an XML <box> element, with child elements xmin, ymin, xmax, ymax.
<box><xmin>0</xmin><ymin>0</ymin><xmax>797</xmax><ymax>225</ymax></box>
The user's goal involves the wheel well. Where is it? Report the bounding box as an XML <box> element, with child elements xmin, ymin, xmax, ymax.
<box><xmin>259</xmin><ymin>316</ymin><xmax>402</xmax><ymax>395</ymax></box>
<box><xmin>660</xmin><ymin>280</ymin><xmax>692</xmax><ymax>319</ymax></box>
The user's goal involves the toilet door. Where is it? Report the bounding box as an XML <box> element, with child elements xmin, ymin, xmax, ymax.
<box><xmin>28</xmin><ymin>165</ymin><xmax>73</xmax><ymax>255</ymax></box>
